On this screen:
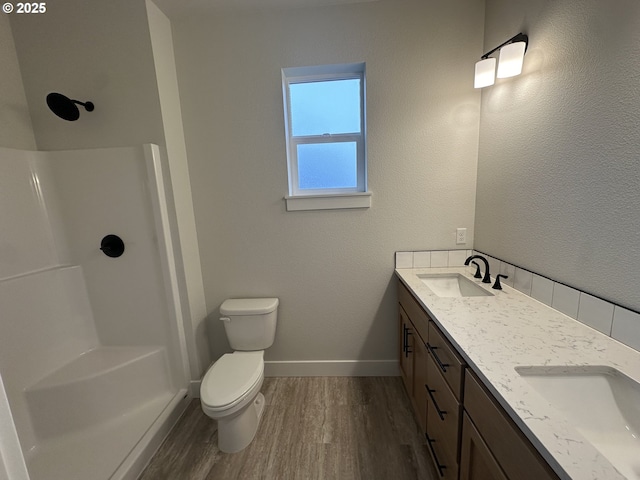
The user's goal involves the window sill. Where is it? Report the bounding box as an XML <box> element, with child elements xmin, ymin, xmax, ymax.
<box><xmin>284</xmin><ymin>192</ymin><xmax>372</xmax><ymax>211</ymax></box>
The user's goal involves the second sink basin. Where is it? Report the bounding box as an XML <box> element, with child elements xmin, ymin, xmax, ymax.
<box><xmin>516</xmin><ymin>365</ymin><xmax>640</xmax><ymax>480</ymax></box>
<box><xmin>417</xmin><ymin>274</ymin><xmax>493</xmax><ymax>298</ymax></box>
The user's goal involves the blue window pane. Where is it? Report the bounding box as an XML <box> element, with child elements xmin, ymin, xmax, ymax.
<box><xmin>290</xmin><ymin>79</ymin><xmax>361</xmax><ymax>136</ymax></box>
<box><xmin>297</xmin><ymin>143</ymin><xmax>357</xmax><ymax>189</ymax></box>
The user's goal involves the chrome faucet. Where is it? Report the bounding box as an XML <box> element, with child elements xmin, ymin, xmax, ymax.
<box><xmin>464</xmin><ymin>255</ymin><xmax>491</xmax><ymax>284</ymax></box>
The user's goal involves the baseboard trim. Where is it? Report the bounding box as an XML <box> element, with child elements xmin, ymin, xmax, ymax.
<box><xmin>264</xmin><ymin>360</ymin><xmax>400</xmax><ymax>377</ymax></box>
<box><xmin>189</xmin><ymin>360</ymin><xmax>400</xmax><ymax>398</ymax></box>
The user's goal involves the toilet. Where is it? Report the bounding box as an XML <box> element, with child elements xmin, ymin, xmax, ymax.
<box><xmin>200</xmin><ymin>297</ymin><xmax>278</xmax><ymax>453</ymax></box>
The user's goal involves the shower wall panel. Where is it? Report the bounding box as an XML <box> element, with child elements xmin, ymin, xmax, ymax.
<box><xmin>0</xmin><ymin>266</ymin><xmax>99</xmax><ymax>452</ymax></box>
<box><xmin>47</xmin><ymin>148</ymin><xmax>170</xmax><ymax>344</ymax></box>
<box><xmin>0</xmin><ymin>148</ymin><xmax>56</xmax><ymax>279</ymax></box>
<box><xmin>46</xmin><ymin>146</ymin><xmax>185</xmax><ymax>388</ymax></box>
<box><xmin>0</xmin><ymin>145</ymin><xmax>188</xmax><ymax>479</ymax></box>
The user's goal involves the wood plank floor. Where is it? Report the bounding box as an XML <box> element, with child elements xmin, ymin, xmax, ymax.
<box><xmin>139</xmin><ymin>377</ymin><xmax>436</xmax><ymax>480</ymax></box>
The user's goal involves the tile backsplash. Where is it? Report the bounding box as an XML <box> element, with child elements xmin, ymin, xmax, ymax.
<box><xmin>395</xmin><ymin>250</ymin><xmax>473</xmax><ymax>269</ymax></box>
<box><xmin>395</xmin><ymin>249</ymin><xmax>640</xmax><ymax>354</ymax></box>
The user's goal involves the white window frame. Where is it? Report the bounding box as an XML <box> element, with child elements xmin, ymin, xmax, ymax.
<box><xmin>282</xmin><ymin>63</ymin><xmax>371</xmax><ymax>211</ymax></box>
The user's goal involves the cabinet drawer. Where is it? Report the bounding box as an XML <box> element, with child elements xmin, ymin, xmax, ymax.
<box><xmin>398</xmin><ymin>280</ymin><xmax>430</xmax><ymax>342</ymax></box>
<box><xmin>426</xmin><ymin>353</ymin><xmax>462</xmax><ymax>462</ymax></box>
<box><xmin>426</xmin><ymin>426</ymin><xmax>459</xmax><ymax>480</ymax></box>
<box><xmin>427</xmin><ymin>322</ymin><xmax>465</xmax><ymax>401</ymax></box>
<box><xmin>464</xmin><ymin>373</ymin><xmax>560</xmax><ymax>480</ymax></box>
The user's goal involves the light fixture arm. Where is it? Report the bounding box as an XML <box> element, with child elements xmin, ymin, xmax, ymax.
<box><xmin>480</xmin><ymin>33</ymin><xmax>528</xmax><ymax>59</ymax></box>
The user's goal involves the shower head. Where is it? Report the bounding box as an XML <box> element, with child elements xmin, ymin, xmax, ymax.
<box><xmin>46</xmin><ymin>92</ymin><xmax>94</xmax><ymax>121</ymax></box>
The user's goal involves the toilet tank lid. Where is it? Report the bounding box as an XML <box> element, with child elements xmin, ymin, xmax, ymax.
<box><xmin>220</xmin><ymin>297</ymin><xmax>279</xmax><ymax>315</ymax></box>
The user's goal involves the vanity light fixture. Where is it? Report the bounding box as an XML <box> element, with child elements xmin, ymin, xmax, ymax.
<box><xmin>474</xmin><ymin>33</ymin><xmax>529</xmax><ymax>88</ymax></box>
<box><xmin>474</xmin><ymin>57</ymin><xmax>497</xmax><ymax>88</ymax></box>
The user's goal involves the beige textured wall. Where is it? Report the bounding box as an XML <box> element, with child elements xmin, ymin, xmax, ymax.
<box><xmin>172</xmin><ymin>0</ymin><xmax>484</xmax><ymax>369</ymax></box>
<box><xmin>0</xmin><ymin>15</ymin><xmax>34</xmax><ymax>150</ymax></box>
<box><xmin>475</xmin><ymin>0</ymin><xmax>640</xmax><ymax>311</ymax></box>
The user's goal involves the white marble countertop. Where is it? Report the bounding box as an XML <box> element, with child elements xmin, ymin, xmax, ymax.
<box><xmin>395</xmin><ymin>266</ymin><xmax>640</xmax><ymax>480</ymax></box>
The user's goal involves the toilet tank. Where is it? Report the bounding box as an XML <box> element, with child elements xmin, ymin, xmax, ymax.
<box><xmin>220</xmin><ymin>298</ymin><xmax>279</xmax><ymax>351</ymax></box>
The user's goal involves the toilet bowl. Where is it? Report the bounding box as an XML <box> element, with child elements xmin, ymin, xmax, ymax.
<box><xmin>201</xmin><ymin>351</ymin><xmax>265</xmax><ymax>453</ymax></box>
<box><xmin>200</xmin><ymin>297</ymin><xmax>278</xmax><ymax>453</ymax></box>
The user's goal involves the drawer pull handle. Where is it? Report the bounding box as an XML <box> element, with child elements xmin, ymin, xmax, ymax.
<box><xmin>425</xmin><ymin>384</ymin><xmax>447</xmax><ymax>420</ymax></box>
<box><xmin>426</xmin><ymin>432</ymin><xmax>447</xmax><ymax>477</ymax></box>
<box><xmin>402</xmin><ymin>325</ymin><xmax>408</xmax><ymax>354</ymax></box>
<box><xmin>427</xmin><ymin>343</ymin><xmax>449</xmax><ymax>373</ymax></box>
<box><xmin>403</xmin><ymin>326</ymin><xmax>413</xmax><ymax>357</ymax></box>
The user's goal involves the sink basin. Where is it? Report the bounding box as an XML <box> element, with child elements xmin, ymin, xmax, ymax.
<box><xmin>516</xmin><ymin>365</ymin><xmax>640</xmax><ymax>479</ymax></box>
<box><xmin>417</xmin><ymin>274</ymin><xmax>493</xmax><ymax>298</ymax></box>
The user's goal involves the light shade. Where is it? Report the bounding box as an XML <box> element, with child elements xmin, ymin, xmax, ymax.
<box><xmin>474</xmin><ymin>58</ymin><xmax>496</xmax><ymax>88</ymax></box>
<box><xmin>497</xmin><ymin>41</ymin><xmax>526</xmax><ymax>78</ymax></box>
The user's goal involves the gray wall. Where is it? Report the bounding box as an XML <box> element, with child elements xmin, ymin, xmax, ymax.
<box><xmin>475</xmin><ymin>0</ymin><xmax>640</xmax><ymax>311</ymax></box>
<box><xmin>172</xmin><ymin>0</ymin><xmax>484</xmax><ymax>368</ymax></box>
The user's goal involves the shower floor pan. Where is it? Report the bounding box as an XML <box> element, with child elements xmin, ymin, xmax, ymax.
<box><xmin>24</xmin><ymin>346</ymin><xmax>176</xmax><ymax>480</ymax></box>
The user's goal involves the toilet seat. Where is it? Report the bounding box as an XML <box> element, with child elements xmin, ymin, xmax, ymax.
<box><xmin>201</xmin><ymin>352</ymin><xmax>264</xmax><ymax>411</ymax></box>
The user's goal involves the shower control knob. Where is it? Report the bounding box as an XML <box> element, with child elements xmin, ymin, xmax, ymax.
<box><xmin>100</xmin><ymin>234</ymin><xmax>125</xmax><ymax>258</ymax></box>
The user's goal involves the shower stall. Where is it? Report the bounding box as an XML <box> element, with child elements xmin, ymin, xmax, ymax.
<box><xmin>0</xmin><ymin>144</ymin><xmax>191</xmax><ymax>480</ymax></box>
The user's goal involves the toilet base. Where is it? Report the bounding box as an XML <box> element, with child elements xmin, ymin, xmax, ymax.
<box><xmin>217</xmin><ymin>392</ymin><xmax>265</xmax><ymax>453</ymax></box>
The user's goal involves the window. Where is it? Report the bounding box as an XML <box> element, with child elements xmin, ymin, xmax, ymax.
<box><xmin>282</xmin><ymin>63</ymin><xmax>370</xmax><ymax>211</ymax></box>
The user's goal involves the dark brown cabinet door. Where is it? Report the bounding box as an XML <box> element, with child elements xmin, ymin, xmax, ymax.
<box><xmin>460</xmin><ymin>413</ymin><xmax>508</xmax><ymax>480</ymax></box>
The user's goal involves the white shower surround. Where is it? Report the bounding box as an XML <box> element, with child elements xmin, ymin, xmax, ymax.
<box><xmin>0</xmin><ymin>145</ymin><xmax>190</xmax><ymax>480</ymax></box>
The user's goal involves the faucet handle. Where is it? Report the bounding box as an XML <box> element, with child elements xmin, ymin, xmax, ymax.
<box><xmin>492</xmin><ymin>274</ymin><xmax>508</xmax><ymax>290</ymax></box>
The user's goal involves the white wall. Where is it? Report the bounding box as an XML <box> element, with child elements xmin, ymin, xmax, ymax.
<box><xmin>0</xmin><ymin>14</ymin><xmax>34</xmax><ymax>149</ymax></box>
<box><xmin>475</xmin><ymin>0</ymin><xmax>640</xmax><ymax>312</ymax></box>
<box><xmin>172</xmin><ymin>0</ymin><xmax>484</xmax><ymax>370</ymax></box>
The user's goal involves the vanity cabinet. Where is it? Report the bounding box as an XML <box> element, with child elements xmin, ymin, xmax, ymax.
<box><xmin>397</xmin><ymin>278</ymin><xmax>560</xmax><ymax>480</ymax></box>
<box><xmin>398</xmin><ymin>280</ymin><xmax>465</xmax><ymax>477</ymax></box>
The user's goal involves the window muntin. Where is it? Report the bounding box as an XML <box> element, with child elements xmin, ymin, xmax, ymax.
<box><xmin>283</xmin><ymin>63</ymin><xmax>366</xmax><ymax>197</ymax></box>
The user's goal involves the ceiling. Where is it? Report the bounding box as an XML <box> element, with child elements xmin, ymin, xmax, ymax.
<box><xmin>153</xmin><ymin>0</ymin><xmax>380</xmax><ymax>18</ymax></box>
